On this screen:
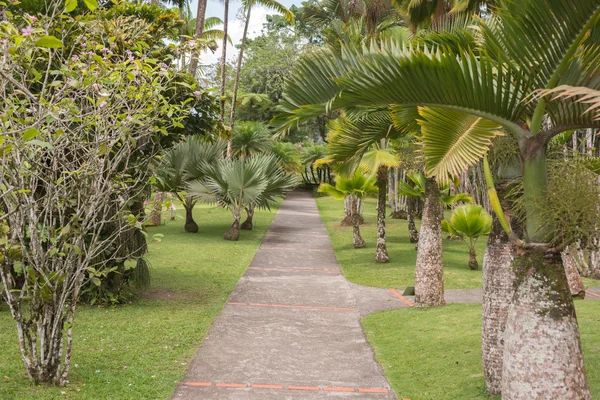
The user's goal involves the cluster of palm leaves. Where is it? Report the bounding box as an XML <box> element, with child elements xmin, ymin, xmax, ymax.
<box><xmin>442</xmin><ymin>204</ymin><xmax>492</xmax><ymax>270</ymax></box>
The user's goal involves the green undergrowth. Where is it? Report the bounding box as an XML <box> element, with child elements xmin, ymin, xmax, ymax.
<box><xmin>362</xmin><ymin>301</ymin><xmax>600</xmax><ymax>400</ymax></box>
<box><xmin>0</xmin><ymin>202</ymin><xmax>279</xmax><ymax>399</ymax></box>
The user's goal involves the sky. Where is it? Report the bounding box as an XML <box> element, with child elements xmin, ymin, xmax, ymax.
<box><xmin>191</xmin><ymin>0</ymin><xmax>299</xmax><ymax>64</ymax></box>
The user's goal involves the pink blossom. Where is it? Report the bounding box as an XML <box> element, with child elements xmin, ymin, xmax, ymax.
<box><xmin>71</xmin><ymin>55</ymin><xmax>80</xmax><ymax>62</ymax></box>
<box><xmin>92</xmin><ymin>83</ymin><xmax>100</xmax><ymax>91</ymax></box>
<box><xmin>98</xmin><ymin>100</ymin><xmax>107</xmax><ymax>108</ymax></box>
<box><xmin>193</xmin><ymin>90</ymin><xmax>202</xmax><ymax>100</ymax></box>
<box><xmin>24</xmin><ymin>13</ymin><xmax>38</xmax><ymax>22</ymax></box>
<box><xmin>21</xmin><ymin>26</ymin><xmax>34</xmax><ymax>37</ymax></box>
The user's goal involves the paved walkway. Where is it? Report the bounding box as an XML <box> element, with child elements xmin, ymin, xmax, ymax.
<box><xmin>172</xmin><ymin>191</ymin><xmax>600</xmax><ymax>400</ymax></box>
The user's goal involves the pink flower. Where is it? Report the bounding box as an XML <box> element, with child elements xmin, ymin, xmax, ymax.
<box><xmin>193</xmin><ymin>90</ymin><xmax>202</xmax><ymax>100</ymax></box>
<box><xmin>24</xmin><ymin>13</ymin><xmax>38</xmax><ymax>22</ymax></box>
<box><xmin>71</xmin><ymin>55</ymin><xmax>80</xmax><ymax>62</ymax></box>
<box><xmin>92</xmin><ymin>83</ymin><xmax>100</xmax><ymax>91</ymax></box>
<box><xmin>98</xmin><ymin>100</ymin><xmax>107</xmax><ymax>108</ymax></box>
<box><xmin>21</xmin><ymin>26</ymin><xmax>34</xmax><ymax>36</ymax></box>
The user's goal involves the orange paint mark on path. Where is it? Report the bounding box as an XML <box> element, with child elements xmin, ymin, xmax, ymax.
<box><xmin>586</xmin><ymin>290</ymin><xmax>600</xmax><ymax>299</ymax></box>
<box><xmin>389</xmin><ymin>288</ymin><xmax>414</xmax><ymax>307</ymax></box>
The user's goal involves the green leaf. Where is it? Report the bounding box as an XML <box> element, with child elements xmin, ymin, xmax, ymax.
<box><xmin>35</xmin><ymin>36</ymin><xmax>63</xmax><ymax>49</ymax></box>
<box><xmin>27</xmin><ymin>140</ymin><xmax>53</xmax><ymax>149</ymax></box>
<box><xmin>23</xmin><ymin>128</ymin><xmax>41</xmax><ymax>141</ymax></box>
<box><xmin>65</xmin><ymin>0</ymin><xmax>77</xmax><ymax>13</ymax></box>
<box><xmin>83</xmin><ymin>0</ymin><xmax>98</xmax><ymax>11</ymax></box>
<box><xmin>91</xmin><ymin>277</ymin><xmax>101</xmax><ymax>286</ymax></box>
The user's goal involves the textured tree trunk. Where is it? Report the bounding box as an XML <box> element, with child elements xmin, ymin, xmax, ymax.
<box><xmin>188</xmin><ymin>0</ymin><xmax>207</xmax><ymax>77</ymax></box>
<box><xmin>414</xmin><ymin>178</ymin><xmax>445</xmax><ymax>307</ymax></box>
<box><xmin>341</xmin><ymin>195</ymin><xmax>364</xmax><ymax>226</ymax></box>
<box><xmin>501</xmin><ymin>250</ymin><xmax>591</xmax><ymax>399</ymax></box>
<box><xmin>228</xmin><ymin>5</ymin><xmax>251</xmax><ymax>132</ymax></box>
<box><xmin>375</xmin><ymin>166</ymin><xmax>389</xmax><ymax>263</ymax></box>
<box><xmin>352</xmin><ymin>210</ymin><xmax>366</xmax><ymax>248</ymax></box>
<box><xmin>184</xmin><ymin>202</ymin><xmax>198</xmax><ymax>233</ymax></box>
<box><xmin>468</xmin><ymin>247</ymin><xmax>478</xmax><ymax>270</ymax></box>
<box><xmin>149</xmin><ymin>192</ymin><xmax>163</xmax><ymax>226</ymax></box>
<box><xmin>241</xmin><ymin>205</ymin><xmax>254</xmax><ymax>230</ymax></box>
<box><xmin>562</xmin><ymin>245</ymin><xmax>586</xmax><ymax>298</ymax></box>
<box><xmin>224</xmin><ymin>210</ymin><xmax>241</xmax><ymax>241</ymax></box>
<box><xmin>407</xmin><ymin>195</ymin><xmax>419</xmax><ymax>243</ymax></box>
<box><xmin>481</xmin><ymin>217</ymin><xmax>515</xmax><ymax>395</ymax></box>
<box><xmin>219</xmin><ymin>0</ymin><xmax>230</xmax><ymax>156</ymax></box>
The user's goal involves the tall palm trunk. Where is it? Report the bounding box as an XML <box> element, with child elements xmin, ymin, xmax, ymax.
<box><xmin>481</xmin><ymin>216</ymin><xmax>515</xmax><ymax>395</ymax></box>
<box><xmin>188</xmin><ymin>0</ymin><xmax>207</xmax><ymax>77</ymax></box>
<box><xmin>241</xmin><ymin>204</ymin><xmax>254</xmax><ymax>230</ymax></box>
<box><xmin>414</xmin><ymin>177</ymin><xmax>444</xmax><ymax>307</ymax></box>
<box><xmin>229</xmin><ymin>5</ymin><xmax>252</xmax><ymax>132</ymax></box>
<box><xmin>407</xmin><ymin>195</ymin><xmax>419</xmax><ymax>243</ymax></box>
<box><xmin>375</xmin><ymin>165</ymin><xmax>389</xmax><ymax>263</ymax></box>
<box><xmin>219</xmin><ymin>0</ymin><xmax>230</xmax><ymax>156</ymax></box>
<box><xmin>501</xmin><ymin>146</ymin><xmax>590</xmax><ymax>399</ymax></box>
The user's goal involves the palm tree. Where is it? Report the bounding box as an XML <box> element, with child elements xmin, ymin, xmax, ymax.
<box><xmin>156</xmin><ymin>138</ymin><xmax>226</xmax><ymax>232</ymax></box>
<box><xmin>228</xmin><ymin>0</ymin><xmax>295</xmax><ymax>132</ymax></box>
<box><xmin>188</xmin><ymin>0</ymin><xmax>207</xmax><ymax>76</ymax></box>
<box><xmin>273</xmin><ymin>1</ymin><xmax>600</xmax><ymax>396</ymax></box>
<box><xmin>442</xmin><ymin>204</ymin><xmax>492</xmax><ymax>270</ymax></box>
<box><xmin>187</xmin><ymin>154</ymin><xmax>296</xmax><ymax>240</ymax></box>
<box><xmin>318</xmin><ymin>170</ymin><xmax>378</xmax><ymax>248</ymax></box>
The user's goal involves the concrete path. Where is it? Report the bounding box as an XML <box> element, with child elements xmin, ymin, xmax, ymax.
<box><xmin>172</xmin><ymin>191</ymin><xmax>399</xmax><ymax>399</ymax></box>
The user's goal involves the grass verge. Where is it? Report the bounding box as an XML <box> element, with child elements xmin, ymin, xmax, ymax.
<box><xmin>362</xmin><ymin>301</ymin><xmax>600</xmax><ymax>400</ymax></box>
<box><xmin>0</xmin><ymin>203</ymin><xmax>278</xmax><ymax>399</ymax></box>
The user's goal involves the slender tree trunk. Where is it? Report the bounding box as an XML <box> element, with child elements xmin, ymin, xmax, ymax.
<box><xmin>414</xmin><ymin>177</ymin><xmax>444</xmax><ymax>307</ymax></box>
<box><xmin>407</xmin><ymin>195</ymin><xmax>419</xmax><ymax>243</ymax></box>
<box><xmin>375</xmin><ymin>165</ymin><xmax>389</xmax><ymax>263</ymax></box>
<box><xmin>481</xmin><ymin>216</ymin><xmax>515</xmax><ymax>395</ymax></box>
<box><xmin>241</xmin><ymin>205</ymin><xmax>254</xmax><ymax>230</ymax></box>
<box><xmin>149</xmin><ymin>192</ymin><xmax>163</xmax><ymax>226</ymax></box>
<box><xmin>219</xmin><ymin>0</ymin><xmax>230</xmax><ymax>156</ymax></box>
<box><xmin>501</xmin><ymin>250</ymin><xmax>591</xmax><ymax>399</ymax></box>
<box><xmin>229</xmin><ymin>5</ymin><xmax>251</xmax><ymax>132</ymax></box>
<box><xmin>184</xmin><ymin>200</ymin><xmax>198</xmax><ymax>233</ymax></box>
<box><xmin>562</xmin><ymin>245</ymin><xmax>586</xmax><ymax>298</ymax></box>
<box><xmin>188</xmin><ymin>0</ymin><xmax>207</xmax><ymax>77</ymax></box>
<box><xmin>468</xmin><ymin>247</ymin><xmax>478</xmax><ymax>270</ymax></box>
<box><xmin>224</xmin><ymin>209</ymin><xmax>241</xmax><ymax>240</ymax></box>
<box><xmin>352</xmin><ymin>208</ymin><xmax>366</xmax><ymax>248</ymax></box>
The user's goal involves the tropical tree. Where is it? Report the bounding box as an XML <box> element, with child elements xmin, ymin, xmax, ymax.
<box><xmin>229</xmin><ymin>0</ymin><xmax>295</xmax><ymax>131</ymax></box>
<box><xmin>318</xmin><ymin>170</ymin><xmax>378</xmax><ymax>248</ymax></box>
<box><xmin>187</xmin><ymin>154</ymin><xmax>296</xmax><ymax>239</ymax></box>
<box><xmin>188</xmin><ymin>0</ymin><xmax>208</xmax><ymax>76</ymax></box>
<box><xmin>272</xmin><ymin>1</ymin><xmax>600</xmax><ymax>396</ymax></box>
<box><xmin>156</xmin><ymin>138</ymin><xmax>226</xmax><ymax>232</ymax></box>
<box><xmin>442</xmin><ymin>204</ymin><xmax>492</xmax><ymax>270</ymax></box>
<box><xmin>231</xmin><ymin>121</ymin><xmax>273</xmax><ymax>158</ymax></box>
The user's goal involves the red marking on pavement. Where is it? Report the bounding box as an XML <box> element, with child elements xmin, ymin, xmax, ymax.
<box><xmin>389</xmin><ymin>288</ymin><xmax>414</xmax><ymax>307</ymax></box>
<box><xmin>249</xmin><ymin>303</ymin><xmax>270</xmax><ymax>307</ymax></box>
<box><xmin>215</xmin><ymin>383</ymin><xmax>247</xmax><ymax>388</ymax></box>
<box><xmin>226</xmin><ymin>302</ymin><xmax>355</xmax><ymax>311</ymax></box>
<box><xmin>324</xmin><ymin>387</ymin><xmax>355</xmax><ymax>392</ymax></box>
<box><xmin>271</xmin><ymin>304</ymin><xmax>291</xmax><ymax>308</ymax></box>
<box><xmin>314</xmin><ymin>306</ymin><xmax>334</xmax><ymax>310</ymax></box>
<box><xmin>183</xmin><ymin>382</ymin><xmax>212</xmax><ymax>387</ymax></box>
<box><xmin>252</xmin><ymin>384</ymin><xmax>283</xmax><ymax>389</ymax></box>
<box><xmin>288</xmin><ymin>386</ymin><xmax>319</xmax><ymax>391</ymax></box>
<box><xmin>359</xmin><ymin>388</ymin><xmax>389</xmax><ymax>393</ymax></box>
<box><xmin>292</xmin><ymin>305</ymin><xmax>313</xmax><ymax>309</ymax></box>
<box><xmin>586</xmin><ymin>290</ymin><xmax>600</xmax><ymax>299</ymax></box>
<box><xmin>335</xmin><ymin>307</ymin><xmax>357</xmax><ymax>311</ymax></box>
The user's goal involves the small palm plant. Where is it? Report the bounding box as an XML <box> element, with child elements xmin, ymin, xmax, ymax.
<box><xmin>442</xmin><ymin>204</ymin><xmax>492</xmax><ymax>270</ymax></box>
<box><xmin>318</xmin><ymin>170</ymin><xmax>378</xmax><ymax>248</ymax></box>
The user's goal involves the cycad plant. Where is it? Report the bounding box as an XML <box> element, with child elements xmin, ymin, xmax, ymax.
<box><xmin>442</xmin><ymin>204</ymin><xmax>492</xmax><ymax>270</ymax></box>
<box><xmin>187</xmin><ymin>154</ymin><xmax>296</xmax><ymax>240</ymax></box>
<box><xmin>272</xmin><ymin>0</ymin><xmax>600</xmax><ymax>396</ymax></box>
<box><xmin>319</xmin><ymin>170</ymin><xmax>378</xmax><ymax>248</ymax></box>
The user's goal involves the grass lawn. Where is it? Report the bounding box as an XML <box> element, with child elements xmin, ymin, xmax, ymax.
<box><xmin>0</xmin><ymin>202</ymin><xmax>279</xmax><ymax>400</ymax></box>
<box><xmin>362</xmin><ymin>301</ymin><xmax>600</xmax><ymax>400</ymax></box>
<box><xmin>316</xmin><ymin>196</ymin><xmax>600</xmax><ymax>290</ymax></box>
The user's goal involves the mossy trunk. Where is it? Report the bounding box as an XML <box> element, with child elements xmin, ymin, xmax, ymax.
<box><xmin>481</xmin><ymin>216</ymin><xmax>515</xmax><ymax>395</ymax></box>
<box><xmin>375</xmin><ymin>166</ymin><xmax>389</xmax><ymax>263</ymax></box>
<box><xmin>184</xmin><ymin>204</ymin><xmax>198</xmax><ymax>233</ymax></box>
<box><xmin>352</xmin><ymin>211</ymin><xmax>366</xmax><ymax>248</ymax></box>
<box><xmin>468</xmin><ymin>247</ymin><xmax>478</xmax><ymax>270</ymax></box>
<box><xmin>501</xmin><ymin>250</ymin><xmax>591</xmax><ymax>399</ymax></box>
<box><xmin>241</xmin><ymin>205</ymin><xmax>254</xmax><ymax>230</ymax></box>
<box><xmin>562</xmin><ymin>245</ymin><xmax>586</xmax><ymax>298</ymax></box>
<box><xmin>414</xmin><ymin>178</ymin><xmax>445</xmax><ymax>307</ymax></box>
<box><xmin>342</xmin><ymin>195</ymin><xmax>364</xmax><ymax>226</ymax></box>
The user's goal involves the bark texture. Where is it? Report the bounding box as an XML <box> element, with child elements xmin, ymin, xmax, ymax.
<box><xmin>241</xmin><ymin>205</ymin><xmax>254</xmax><ymax>230</ymax></box>
<box><xmin>407</xmin><ymin>196</ymin><xmax>419</xmax><ymax>243</ymax></box>
<box><xmin>481</xmin><ymin>217</ymin><xmax>515</xmax><ymax>395</ymax></box>
<box><xmin>562</xmin><ymin>245</ymin><xmax>586</xmax><ymax>298</ymax></box>
<box><xmin>149</xmin><ymin>191</ymin><xmax>163</xmax><ymax>226</ymax></box>
<box><xmin>414</xmin><ymin>178</ymin><xmax>445</xmax><ymax>307</ymax></box>
<box><xmin>352</xmin><ymin>212</ymin><xmax>366</xmax><ymax>248</ymax></box>
<box><xmin>188</xmin><ymin>0</ymin><xmax>207</xmax><ymax>77</ymax></box>
<box><xmin>501</xmin><ymin>250</ymin><xmax>591</xmax><ymax>399</ymax></box>
<box><xmin>468</xmin><ymin>248</ymin><xmax>478</xmax><ymax>270</ymax></box>
<box><xmin>224</xmin><ymin>214</ymin><xmax>240</xmax><ymax>241</ymax></box>
<box><xmin>375</xmin><ymin>166</ymin><xmax>389</xmax><ymax>263</ymax></box>
<box><xmin>184</xmin><ymin>205</ymin><xmax>198</xmax><ymax>233</ymax></box>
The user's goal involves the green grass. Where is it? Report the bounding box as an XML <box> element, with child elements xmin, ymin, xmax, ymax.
<box><xmin>316</xmin><ymin>196</ymin><xmax>600</xmax><ymax>290</ymax></box>
<box><xmin>0</xmin><ymin>203</ymin><xmax>279</xmax><ymax>400</ymax></box>
<box><xmin>316</xmin><ymin>196</ymin><xmax>489</xmax><ymax>289</ymax></box>
<box><xmin>362</xmin><ymin>301</ymin><xmax>600</xmax><ymax>400</ymax></box>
